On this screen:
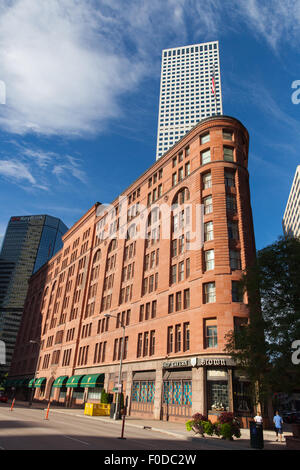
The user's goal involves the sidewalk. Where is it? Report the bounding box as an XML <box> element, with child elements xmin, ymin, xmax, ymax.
<box><xmin>46</xmin><ymin>406</ymin><xmax>292</xmax><ymax>448</ymax></box>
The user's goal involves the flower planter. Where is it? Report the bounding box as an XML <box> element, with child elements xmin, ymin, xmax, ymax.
<box><xmin>192</xmin><ymin>425</ymin><xmax>204</xmax><ymax>437</ymax></box>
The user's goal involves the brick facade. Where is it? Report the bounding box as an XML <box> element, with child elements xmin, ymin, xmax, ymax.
<box><xmin>9</xmin><ymin>115</ymin><xmax>257</xmax><ymax>425</ymax></box>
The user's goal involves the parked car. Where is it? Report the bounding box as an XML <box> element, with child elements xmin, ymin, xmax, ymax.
<box><xmin>0</xmin><ymin>392</ymin><xmax>8</xmax><ymax>403</ymax></box>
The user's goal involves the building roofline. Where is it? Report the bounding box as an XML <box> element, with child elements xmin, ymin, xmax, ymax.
<box><xmin>107</xmin><ymin>114</ymin><xmax>249</xmax><ymax>208</ymax></box>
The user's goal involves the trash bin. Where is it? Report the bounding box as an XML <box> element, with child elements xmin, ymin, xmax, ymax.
<box><xmin>250</xmin><ymin>421</ymin><xmax>264</xmax><ymax>449</ymax></box>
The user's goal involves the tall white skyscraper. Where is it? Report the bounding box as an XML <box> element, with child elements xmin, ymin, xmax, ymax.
<box><xmin>282</xmin><ymin>165</ymin><xmax>300</xmax><ymax>238</ymax></box>
<box><xmin>156</xmin><ymin>41</ymin><xmax>223</xmax><ymax>160</ymax></box>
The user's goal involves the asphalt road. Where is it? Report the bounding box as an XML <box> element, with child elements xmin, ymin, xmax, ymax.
<box><xmin>0</xmin><ymin>403</ymin><xmax>253</xmax><ymax>452</ymax></box>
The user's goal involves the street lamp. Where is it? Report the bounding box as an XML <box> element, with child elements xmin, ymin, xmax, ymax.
<box><xmin>104</xmin><ymin>313</ymin><xmax>125</xmax><ymax>420</ymax></box>
<box><xmin>28</xmin><ymin>339</ymin><xmax>41</xmax><ymax>407</ymax></box>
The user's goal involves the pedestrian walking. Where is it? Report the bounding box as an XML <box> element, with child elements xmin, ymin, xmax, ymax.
<box><xmin>254</xmin><ymin>411</ymin><xmax>263</xmax><ymax>424</ymax></box>
<box><xmin>273</xmin><ymin>411</ymin><xmax>284</xmax><ymax>442</ymax></box>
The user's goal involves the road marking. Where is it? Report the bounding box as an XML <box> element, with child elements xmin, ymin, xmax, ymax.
<box><xmin>62</xmin><ymin>435</ymin><xmax>90</xmax><ymax>446</ymax></box>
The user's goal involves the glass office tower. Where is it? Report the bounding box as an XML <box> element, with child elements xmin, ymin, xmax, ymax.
<box><xmin>0</xmin><ymin>215</ymin><xmax>68</xmax><ymax>374</ymax></box>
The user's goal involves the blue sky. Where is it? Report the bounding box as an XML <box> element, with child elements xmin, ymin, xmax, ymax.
<box><xmin>0</xmin><ymin>0</ymin><xmax>299</xmax><ymax>251</ymax></box>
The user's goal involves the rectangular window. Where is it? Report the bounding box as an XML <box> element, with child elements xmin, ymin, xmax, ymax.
<box><xmin>223</xmin><ymin>130</ymin><xmax>233</xmax><ymax>141</ymax></box>
<box><xmin>204</xmin><ymin>195</ymin><xmax>213</xmax><ymax>214</ymax></box>
<box><xmin>171</xmin><ymin>239</ymin><xmax>177</xmax><ymax>257</ymax></box>
<box><xmin>178</xmin><ymin>234</ymin><xmax>184</xmax><ymax>253</ymax></box>
<box><xmin>202</xmin><ymin>172</ymin><xmax>212</xmax><ymax>189</ymax></box>
<box><xmin>175</xmin><ymin>325</ymin><xmax>181</xmax><ymax>352</ymax></box>
<box><xmin>183</xmin><ymin>323</ymin><xmax>190</xmax><ymax>351</ymax></box>
<box><xmin>201</xmin><ymin>132</ymin><xmax>210</xmax><ymax>144</ymax></box>
<box><xmin>205</xmin><ymin>321</ymin><xmax>218</xmax><ymax>348</ymax></box>
<box><xmin>226</xmin><ymin>195</ymin><xmax>236</xmax><ymax>212</ymax></box>
<box><xmin>228</xmin><ymin>221</ymin><xmax>239</xmax><ymax>240</ymax></box>
<box><xmin>139</xmin><ymin>304</ymin><xmax>144</xmax><ymax>322</ymax></box>
<box><xmin>113</xmin><ymin>339</ymin><xmax>118</xmax><ymax>361</ymax></box>
<box><xmin>171</xmin><ymin>265</ymin><xmax>177</xmax><ymax>284</ymax></box>
<box><xmin>151</xmin><ymin>300</ymin><xmax>157</xmax><ymax>318</ymax></box>
<box><xmin>224</xmin><ymin>146</ymin><xmax>234</xmax><ymax>162</ymax></box>
<box><xmin>178</xmin><ymin>167</ymin><xmax>184</xmax><ymax>182</ymax></box>
<box><xmin>230</xmin><ymin>250</ymin><xmax>241</xmax><ymax>270</ymax></box>
<box><xmin>176</xmin><ymin>291</ymin><xmax>182</xmax><ymax>311</ymax></box>
<box><xmin>178</xmin><ymin>261</ymin><xmax>184</xmax><ymax>281</ymax></box>
<box><xmin>205</xmin><ymin>249</ymin><xmax>214</xmax><ymax>271</ymax></box>
<box><xmin>186</xmin><ymin>258</ymin><xmax>190</xmax><ymax>278</ymax></box>
<box><xmin>203</xmin><ymin>282</ymin><xmax>216</xmax><ymax>303</ymax></box>
<box><xmin>145</xmin><ymin>302</ymin><xmax>151</xmax><ymax>320</ymax></box>
<box><xmin>150</xmin><ymin>330</ymin><xmax>155</xmax><ymax>356</ymax></box>
<box><xmin>225</xmin><ymin>170</ymin><xmax>235</xmax><ymax>187</ymax></box>
<box><xmin>232</xmin><ymin>281</ymin><xmax>243</xmax><ymax>302</ymax></box>
<box><xmin>168</xmin><ymin>294</ymin><xmax>174</xmax><ymax>313</ymax></box>
<box><xmin>183</xmin><ymin>289</ymin><xmax>190</xmax><ymax>309</ymax></box>
<box><xmin>149</xmin><ymin>274</ymin><xmax>154</xmax><ymax>292</ymax></box>
<box><xmin>204</xmin><ymin>221</ymin><xmax>214</xmax><ymax>241</ymax></box>
<box><xmin>143</xmin><ymin>332</ymin><xmax>149</xmax><ymax>356</ymax></box>
<box><xmin>167</xmin><ymin>326</ymin><xmax>173</xmax><ymax>353</ymax></box>
<box><xmin>201</xmin><ymin>149</ymin><xmax>211</xmax><ymax>165</ymax></box>
<box><xmin>137</xmin><ymin>333</ymin><xmax>143</xmax><ymax>358</ymax></box>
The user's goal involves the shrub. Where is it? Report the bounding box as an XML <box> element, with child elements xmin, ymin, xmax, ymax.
<box><xmin>186</xmin><ymin>413</ymin><xmax>211</xmax><ymax>436</ymax></box>
<box><xmin>216</xmin><ymin>412</ymin><xmax>241</xmax><ymax>439</ymax></box>
<box><xmin>202</xmin><ymin>420</ymin><xmax>215</xmax><ymax>436</ymax></box>
<box><xmin>185</xmin><ymin>420</ymin><xmax>195</xmax><ymax>432</ymax></box>
<box><xmin>192</xmin><ymin>413</ymin><xmax>209</xmax><ymax>423</ymax></box>
<box><xmin>100</xmin><ymin>389</ymin><xmax>109</xmax><ymax>404</ymax></box>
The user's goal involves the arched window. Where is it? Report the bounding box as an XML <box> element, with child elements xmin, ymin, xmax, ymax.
<box><xmin>172</xmin><ymin>187</ymin><xmax>190</xmax><ymax>206</ymax></box>
<box><xmin>93</xmin><ymin>249</ymin><xmax>101</xmax><ymax>264</ymax></box>
<box><xmin>127</xmin><ymin>224</ymin><xmax>136</xmax><ymax>240</ymax></box>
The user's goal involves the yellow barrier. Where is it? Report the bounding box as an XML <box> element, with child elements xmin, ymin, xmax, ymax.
<box><xmin>84</xmin><ymin>403</ymin><xmax>111</xmax><ymax>416</ymax></box>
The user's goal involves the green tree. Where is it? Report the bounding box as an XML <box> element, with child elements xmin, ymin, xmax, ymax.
<box><xmin>226</xmin><ymin>236</ymin><xmax>300</xmax><ymax>406</ymax></box>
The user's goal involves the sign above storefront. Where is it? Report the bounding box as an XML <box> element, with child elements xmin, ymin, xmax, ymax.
<box><xmin>162</xmin><ymin>357</ymin><xmax>234</xmax><ymax>369</ymax></box>
<box><xmin>162</xmin><ymin>360</ymin><xmax>190</xmax><ymax>369</ymax></box>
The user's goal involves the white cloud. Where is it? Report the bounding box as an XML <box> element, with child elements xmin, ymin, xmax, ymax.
<box><xmin>0</xmin><ymin>0</ymin><xmax>298</xmax><ymax>138</ymax></box>
<box><xmin>0</xmin><ymin>0</ymin><xmax>144</xmax><ymax>136</ymax></box>
<box><xmin>0</xmin><ymin>160</ymin><xmax>36</xmax><ymax>185</ymax></box>
<box><xmin>0</xmin><ymin>142</ymin><xmax>88</xmax><ymax>190</ymax></box>
<box><xmin>232</xmin><ymin>0</ymin><xmax>300</xmax><ymax>51</ymax></box>
<box><xmin>52</xmin><ymin>155</ymin><xmax>88</xmax><ymax>184</ymax></box>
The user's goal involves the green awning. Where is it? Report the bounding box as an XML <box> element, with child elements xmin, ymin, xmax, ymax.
<box><xmin>66</xmin><ymin>375</ymin><xmax>85</xmax><ymax>388</ymax></box>
<box><xmin>28</xmin><ymin>379</ymin><xmax>35</xmax><ymax>388</ymax></box>
<box><xmin>81</xmin><ymin>374</ymin><xmax>104</xmax><ymax>388</ymax></box>
<box><xmin>34</xmin><ymin>377</ymin><xmax>47</xmax><ymax>388</ymax></box>
<box><xmin>52</xmin><ymin>376</ymin><xmax>68</xmax><ymax>388</ymax></box>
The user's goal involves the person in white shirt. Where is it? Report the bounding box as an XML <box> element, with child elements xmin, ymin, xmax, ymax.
<box><xmin>254</xmin><ymin>412</ymin><xmax>263</xmax><ymax>424</ymax></box>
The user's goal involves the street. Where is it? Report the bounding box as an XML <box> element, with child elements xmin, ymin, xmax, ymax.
<box><xmin>0</xmin><ymin>403</ymin><xmax>287</xmax><ymax>452</ymax></box>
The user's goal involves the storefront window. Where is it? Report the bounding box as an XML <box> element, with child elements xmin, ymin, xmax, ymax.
<box><xmin>59</xmin><ymin>387</ymin><xmax>67</xmax><ymax>400</ymax></box>
<box><xmin>132</xmin><ymin>381</ymin><xmax>155</xmax><ymax>403</ymax></box>
<box><xmin>207</xmin><ymin>381</ymin><xmax>229</xmax><ymax>412</ymax></box>
<box><xmin>72</xmin><ymin>387</ymin><xmax>84</xmax><ymax>400</ymax></box>
<box><xmin>163</xmin><ymin>379</ymin><xmax>192</xmax><ymax>406</ymax></box>
<box><xmin>88</xmin><ymin>387</ymin><xmax>102</xmax><ymax>401</ymax></box>
<box><xmin>207</xmin><ymin>370</ymin><xmax>229</xmax><ymax>412</ymax></box>
<box><xmin>233</xmin><ymin>380</ymin><xmax>253</xmax><ymax>414</ymax></box>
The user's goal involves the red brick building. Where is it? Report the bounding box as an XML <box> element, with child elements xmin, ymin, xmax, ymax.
<box><xmin>8</xmin><ymin>115</ymin><xmax>256</xmax><ymax>425</ymax></box>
